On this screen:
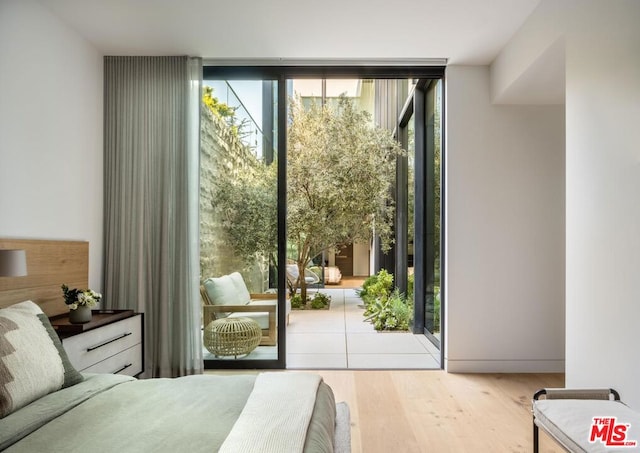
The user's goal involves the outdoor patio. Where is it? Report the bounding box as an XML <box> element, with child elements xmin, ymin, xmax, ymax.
<box><xmin>286</xmin><ymin>287</ymin><xmax>440</xmax><ymax>369</ymax></box>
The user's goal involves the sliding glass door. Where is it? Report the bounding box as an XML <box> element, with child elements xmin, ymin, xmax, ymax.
<box><xmin>200</xmin><ymin>76</ymin><xmax>286</xmax><ymax>368</ymax></box>
<box><xmin>200</xmin><ymin>67</ymin><xmax>444</xmax><ymax>370</ymax></box>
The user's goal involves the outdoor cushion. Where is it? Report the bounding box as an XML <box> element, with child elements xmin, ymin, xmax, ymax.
<box><xmin>227</xmin><ymin>312</ymin><xmax>270</xmax><ymax>330</ymax></box>
<box><xmin>201</xmin><ymin>273</ymin><xmax>283</xmax><ymax>344</ymax></box>
<box><xmin>203</xmin><ymin>274</ymin><xmax>249</xmax><ymax>318</ymax></box>
<box><xmin>228</xmin><ymin>272</ymin><xmax>251</xmax><ymax>305</ymax></box>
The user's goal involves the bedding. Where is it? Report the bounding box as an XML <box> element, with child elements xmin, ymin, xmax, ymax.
<box><xmin>1</xmin><ymin>299</ymin><xmax>349</xmax><ymax>452</ymax></box>
<box><xmin>0</xmin><ymin>372</ymin><xmax>342</xmax><ymax>452</ymax></box>
<box><xmin>219</xmin><ymin>372</ymin><xmax>322</xmax><ymax>452</ymax></box>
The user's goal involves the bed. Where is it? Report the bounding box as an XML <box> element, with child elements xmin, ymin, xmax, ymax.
<box><xmin>0</xmin><ymin>239</ymin><xmax>351</xmax><ymax>452</ymax></box>
<box><xmin>1</xmin><ymin>369</ymin><xmax>350</xmax><ymax>453</ymax></box>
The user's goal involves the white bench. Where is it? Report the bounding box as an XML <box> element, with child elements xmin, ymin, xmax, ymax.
<box><xmin>532</xmin><ymin>388</ymin><xmax>640</xmax><ymax>452</ymax></box>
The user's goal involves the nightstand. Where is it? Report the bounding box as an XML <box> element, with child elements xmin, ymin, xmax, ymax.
<box><xmin>51</xmin><ymin>310</ymin><xmax>144</xmax><ymax>377</ymax></box>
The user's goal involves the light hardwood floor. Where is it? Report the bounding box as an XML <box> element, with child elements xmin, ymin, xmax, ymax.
<box><xmin>206</xmin><ymin>369</ymin><xmax>565</xmax><ymax>452</ymax></box>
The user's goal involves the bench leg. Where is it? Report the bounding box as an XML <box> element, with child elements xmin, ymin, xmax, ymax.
<box><xmin>533</xmin><ymin>421</ymin><xmax>539</xmax><ymax>453</ymax></box>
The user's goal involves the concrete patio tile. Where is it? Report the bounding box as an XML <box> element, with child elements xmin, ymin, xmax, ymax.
<box><xmin>415</xmin><ymin>334</ymin><xmax>441</xmax><ymax>355</ymax></box>
<box><xmin>345</xmin><ymin>315</ymin><xmax>375</xmax><ymax>333</ymax></box>
<box><xmin>344</xmin><ymin>308</ymin><xmax>366</xmax><ymax>320</ymax></box>
<box><xmin>343</xmin><ymin>301</ymin><xmax>362</xmax><ymax>309</ymax></box>
<box><xmin>287</xmin><ymin>316</ymin><xmax>346</xmax><ymax>333</ymax></box>
<box><xmin>284</xmin><ymin>287</ymin><xmax>441</xmax><ymax>370</ymax></box>
<box><xmin>348</xmin><ymin>353</ymin><xmax>440</xmax><ymax>369</ymax></box>
<box><xmin>287</xmin><ymin>353</ymin><xmax>348</xmax><ymax>369</ymax></box>
<box><xmin>287</xmin><ymin>333</ymin><xmax>346</xmax><ymax>354</ymax></box>
<box><xmin>290</xmin><ymin>308</ymin><xmax>342</xmax><ymax>318</ymax></box>
<box><xmin>347</xmin><ymin>332</ymin><xmax>427</xmax><ymax>354</ymax></box>
<box><xmin>343</xmin><ymin>301</ymin><xmax>365</xmax><ymax>312</ymax></box>
<box><xmin>328</xmin><ymin>303</ymin><xmax>345</xmax><ymax>311</ymax></box>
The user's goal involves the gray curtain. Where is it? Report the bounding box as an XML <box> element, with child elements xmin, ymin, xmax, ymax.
<box><xmin>103</xmin><ymin>56</ymin><xmax>203</xmax><ymax>377</ymax></box>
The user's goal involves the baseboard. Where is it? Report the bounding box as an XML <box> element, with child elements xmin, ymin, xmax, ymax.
<box><xmin>445</xmin><ymin>359</ymin><xmax>565</xmax><ymax>373</ymax></box>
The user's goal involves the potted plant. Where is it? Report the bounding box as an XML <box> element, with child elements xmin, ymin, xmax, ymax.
<box><xmin>61</xmin><ymin>284</ymin><xmax>102</xmax><ymax>324</ymax></box>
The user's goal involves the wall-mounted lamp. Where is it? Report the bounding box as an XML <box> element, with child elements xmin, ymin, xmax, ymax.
<box><xmin>0</xmin><ymin>249</ymin><xmax>28</xmax><ymax>277</ymax></box>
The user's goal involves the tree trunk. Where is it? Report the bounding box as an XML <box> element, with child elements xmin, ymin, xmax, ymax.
<box><xmin>298</xmin><ymin>261</ymin><xmax>308</xmax><ymax>303</ymax></box>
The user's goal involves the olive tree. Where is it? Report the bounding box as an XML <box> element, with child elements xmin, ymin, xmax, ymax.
<box><xmin>210</xmin><ymin>94</ymin><xmax>400</xmax><ymax>301</ymax></box>
<box><xmin>213</xmin><ymin>162</ymin><xmax>278</xmax><ymax>275</ymax></box>
<box><xmin>287</xmin><ymin>95</ymin><xmax>400</xmax><ymax>301</ymax></box>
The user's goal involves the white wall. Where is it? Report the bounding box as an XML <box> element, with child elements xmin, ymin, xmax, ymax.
<box><xmin>490</xmin><ymin>0</ymin><xmax>565</xmax><ymax>104</ymax></box>
<box><xmin>0</xmin><ymin>0</ymin><xmax>103</xmax><ymax>289</ymax></box>
<box><xmin>564</xmin><ymin>1</ymin><xmax>640</xmax><ymax>407</ymax></box>
<box><xmin>492</xmin><ymin>0</ymin><xmax>640</xmax><ymax>410</ymax></box>
<box><xmin>445</xmin><ymin>65</ymin><xmax>565</xmax><ymax>372</ymax></box>
<box><xmin>353</xmin><ymin>240</ymin><xmax>370</xmax><ymax>276</ymax></box>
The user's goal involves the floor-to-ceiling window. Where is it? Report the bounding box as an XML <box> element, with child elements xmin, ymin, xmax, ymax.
<box><xmin>200</xmin><ymin>67</ymin><xmax>444</xmax><ymax>369</ymax></box>
<box><xmin>423</xmin><ymin>80</ymin><xmax>443</xmax><ymax>348</ymax></box>
<box><xmin>425</xmin><ymin>80</ymin><xmax>444</xmax><ymax>345</ymax></box>
<box><xmin>399</xmin><ymin>79</ymin><xmax>443</xmax><ymax>355</ymax></box>
<box><xmin>200</xmin><ymin>74</ymin><xmax>286</xmax><ymax>368</ymax></box>
<box><xmin>401</xmin><ymin>110</ymin><xmax>416</xmax><ymax>304</ymax></box>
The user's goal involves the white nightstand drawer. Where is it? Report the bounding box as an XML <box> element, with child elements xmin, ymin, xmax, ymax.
<box><xmin>82</xmin><ymin>343</ymin><xmax>143</xmax><ymax>376</ymax></box>
<box><xmin>63</xmin><ymin>314</ymin><xmax>142</xmax><ymax>371</ymax></box>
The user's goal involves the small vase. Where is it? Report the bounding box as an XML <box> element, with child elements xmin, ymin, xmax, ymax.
<box><xmin>69</xmin><ymin>305</ymin><xmax>92</xmax><ymax>324</ymax></box>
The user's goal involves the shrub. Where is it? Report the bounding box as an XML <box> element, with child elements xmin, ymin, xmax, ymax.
<box><xmin>356</xmin><ymin>273</ymin><xmax>378</xmax><ymax>300</ymax></box>
<box><xmin>364</xmin><ymin>289</ymin><xmax>413</xmax><ymax>331</ymax></box>
<box><xmin>290</xmin><ymin>293</ymin><xmax>304</xmax><ymax>309</ymax></box>
<box><xmin>359</xmin><ymin>269</ymin><xmax>394</xmax><ymax>309</ymax></box>
<box><xmin>291</xmin><ymin>292</ymin><xmax>331</xmax><ymax>310</ymax></box>
<box><xmin>310</xmin><ymin>292</ymin><xmax>331</xmax><ymax>309</ymax></box>
<box><xmin>407</xmin><ymin>273</ymin><xmax>414</xmax><ymax>301</ymax></box>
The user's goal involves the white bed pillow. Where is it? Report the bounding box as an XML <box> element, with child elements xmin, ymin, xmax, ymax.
<box><xmin>0</xmin><ymin>300</ymin><xmax>83</xmax><ymax>418</ymax></box>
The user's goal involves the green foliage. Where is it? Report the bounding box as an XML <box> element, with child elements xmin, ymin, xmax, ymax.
<box><xmin>359</xmin><ymin>270</ymin><xmax>413</xmax><ymax>331</ymax></box>
<box><xmin>203</xmin><ymin>86</ymin><xmax>235</xmax><ymax>119</ymax></box>
<box><xmin>203</xmin><ymin>86</ymin><xmax>256</xmax><ymax>146</ymax></box>
<box><xmin>287</xmin><ymin>95</ymin><xmax>401</xmax><ymax>300</ymax></box>
<box><xmin>310</xmin><ymin>292</ymin><xmax>331</xmax><ymax>309</ymax></box>
<box><xmin>291</xmin><ymin>292</ymin><xmax>331</xmax><ymax>310</ymax></box>
<box><xmin>356</xmin><ymin>274</ymin><xmax>378</xmax><ymax>301</ymax></box>
<box><xmin>407</xmin><ymin>273</ymin><xmax>414</xmax><ymax>302</ymax></box>
<box><xmin>358</xmin><ymin>269</ymin><xmax>394</xmax><ymax>310</ymax></box>
<box><xmin>365</xmin><ymin>289</ymin><xmax>413</xmax><ymax>331</ymax></box>
<box><xmin>290</xmin><ymin>293</ymin><xmax>304</xmax><ymax>309</ymax></box>
<box><xmin>211</xmin><ymin>163</ymin><xmax>277</xmax><ymax>268</ymax></box>
<box><xmin>208</xmin><ymin>92</ymin><xmax>402</xmax><ymax>301</ymax></box>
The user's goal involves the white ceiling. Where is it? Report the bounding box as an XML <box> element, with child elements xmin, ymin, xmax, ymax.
<box><xmin>36</xmin><ymin>0</ymin><xmax>541</xmax><ymax>65</ymax></box>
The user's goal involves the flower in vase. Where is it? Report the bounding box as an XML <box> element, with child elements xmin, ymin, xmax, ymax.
<box><xmin>61</xmin><ymin>284</ymin><xmax>102</xmax><ymax>310</ymax></box>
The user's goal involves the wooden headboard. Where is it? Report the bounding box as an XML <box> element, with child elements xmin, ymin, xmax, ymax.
<box><xmin>0</xmin><ymin>239</ymin><xmax>89</xmax><ymax>316</ymax></box>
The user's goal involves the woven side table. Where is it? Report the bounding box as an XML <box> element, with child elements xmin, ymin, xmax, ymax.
<box><xmin>203</xmin><ymin>317</ymin><xmax>262</xmax><ymax>358</ymax></box>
